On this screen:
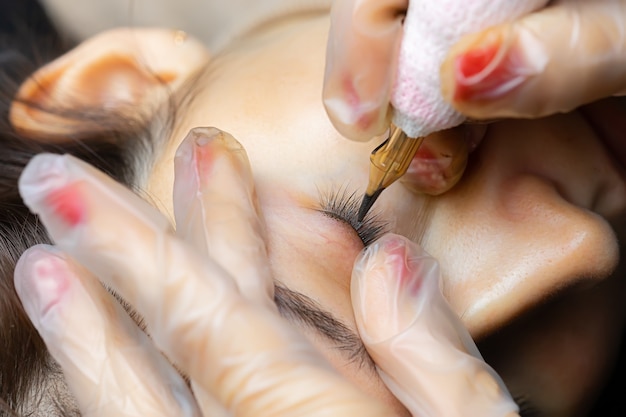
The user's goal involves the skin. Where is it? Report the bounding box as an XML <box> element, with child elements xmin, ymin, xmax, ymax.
<box><xmin>13</xmin><ymin>12</ymin><xmax>626</xmax><ymax>417</ymax></box>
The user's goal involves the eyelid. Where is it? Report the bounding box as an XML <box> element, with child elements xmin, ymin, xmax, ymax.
<box><xmin>316</xmin><ymin>185</ymin><xmax>389</xmax><ymax>246</ymax></box>
<box><xmin>319</xmin><ymin>208</ymin><xmax>366</xmax><ymax>247</ymax></box>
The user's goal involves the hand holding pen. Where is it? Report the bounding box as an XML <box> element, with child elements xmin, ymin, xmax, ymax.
<box><xmin>324</xmin><ymin>0</ymin><xmax>626</xmax><ymax>207</ymax></box>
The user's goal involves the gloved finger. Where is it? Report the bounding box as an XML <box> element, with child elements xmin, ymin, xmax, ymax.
<box><xmin>19</xmin><ymin>154</ymin><xmax>392</xmax><ymax>417</ymax></box>
<box><xmin>173</xmin><ymin>127</ymin><xmax>273</xmax><ymax>308</ymax></box>
<box><xmin>390</xmin><ymin>0</ymin><xmax>547</xmax><ymax>138</ymax></box>
<box><xmin>323</xmin><ymin>0</ymin><xmax>406</xmax><ymax>141</ymax></box>
<box><xmin>172</xmin><ymin>127</ymin><xmax>273</xmax><ymax>416</ymax></box>
<box><xmin>14</xmin><ymin>245</ymin><xmax>199</xmax><ymax>417</ymax></box>
<box><xmin>441</xmin><ymin>0</ymin><xmax>626</xmax><ymax>119</ymax></box>
<box><xmin>351</xmin><ymin>234</ymin><xmax>520</xmax><ymax>417</ymax></box>
<box><xmin>399</xmin><ymin>123</ymin><xmax>487</xmax><ymax>196</ymax></box>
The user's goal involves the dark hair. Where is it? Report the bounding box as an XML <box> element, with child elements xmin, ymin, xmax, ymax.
<box><xmin>0</xmin><ymin>10</ymin><xmax>166</xmax><ymax>414</ymax></box>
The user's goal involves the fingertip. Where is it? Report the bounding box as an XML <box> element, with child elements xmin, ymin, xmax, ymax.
<box><xmin>400</xmin><ymin>125</ymin><xmax>475</xmax><ymax>196</ymax></box>
<box><xmin>441</xmin><ymin>22</ymin><xmax>549</xmax><ymax>119</ymax></box>
<box><xmin>351</xmin><ymin>234</ymin><xmax>441</xmax><ymax>344</ymax></box>
<box><xmin>173</xmin><ymin>127</ymin><xmax>257</xmax><ymax>239</ymax></box>
<box><xmin>14</xmin><ymin>245</ymin><xmax>72</xmax><ymax>326</ymax></box>
<box><xmin>173</xmin><ymin>127</ymin><xmax>272</xmax><ymax>307</ymax></box>
<box><xmin>323</xmin><ymin>94</ymin><xmax>392</xmax><ymax>142</ymax></box>
<box><xmin>18</xmin><ymin>154</ymin><xmax>71</xmax><ymax>214</ymax></box>
<box><xmin>323</xmin><ymin>0</ymin><xmax>402</xmax><ymax>141</ymax></box>
<box><xmin>15</xmin><ymin>245</ymin><xmax>204</xmax><ymax>417</ymax></box>
<box><xmin>354</xmin><ymin>237</ymin><xmax>520</xmax><ymax>417</ymax></box>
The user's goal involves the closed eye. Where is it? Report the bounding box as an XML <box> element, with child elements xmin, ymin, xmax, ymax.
<box><xmin>316</xmin><ymin>185</ymin><xmax>389</xmax><ymax>246</ymax></box>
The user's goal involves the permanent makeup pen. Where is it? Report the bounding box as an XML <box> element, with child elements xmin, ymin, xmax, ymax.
<box><xmin>354</xmin><ymin>0</ymin><xmax>550</xmax><ymax>222</ymax></box>
<box><xmin>357</xmin><ymin>124</ymin><xmax>424</xmax><ymax>222</ymax></box>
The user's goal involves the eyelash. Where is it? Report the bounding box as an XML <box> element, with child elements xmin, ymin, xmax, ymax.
<box><xmin>317</xmin><ymin>186</ymin><xmax>389</xmax><ymax>246</ymax></box>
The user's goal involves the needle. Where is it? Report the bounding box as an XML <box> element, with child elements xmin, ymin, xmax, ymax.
<box><xmin>357</xmin><ymin>124</ymin><xmax>425</xmax><ymax>222</ymax></box>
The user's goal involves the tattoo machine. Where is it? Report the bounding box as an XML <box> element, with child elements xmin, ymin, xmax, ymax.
<box><xmin>357</xmin><ymin>0</ymin><xmax>550</xmax><ymax>221</ymax></box>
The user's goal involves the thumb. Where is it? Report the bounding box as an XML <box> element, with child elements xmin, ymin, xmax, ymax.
<box><xmin>441</xmin><ymin>0</ymin><xmax>626</xmax><ymax>119</ymax></box>
<box><xmin>323</xmin><ymin>0</ymin><xmax>406</xmax><ymax>141</ymax></box>
<box><xmin>351</xmin><ymin>234</ymin><xmax>519</xmax><ymax>417</ymax></box>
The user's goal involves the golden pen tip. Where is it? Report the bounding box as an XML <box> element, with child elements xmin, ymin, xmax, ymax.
<box><xmin>357</xmin><ymin>188</ymin><xmax>384</xmax><ymax>222</ymax></box>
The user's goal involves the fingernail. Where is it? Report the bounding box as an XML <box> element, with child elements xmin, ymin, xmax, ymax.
<box><xmin>175</xmin><ymin>127</ymin><xmax>220</xmax><ymax>177</ymax></box>
<box><xmin>175</xmin><ymin>127</ymin><xmax>240</xmax><ymax>206</ymax></box>
<box><xmin>323</xmin><ymin>78</ymin><xmax>391</xmax><ymax>142</ymax></box>
<box><xmin>323</xmin><ymin>84</ymin><xmax>377</xmax><ymax>130</ymax></box>
<box><xmin>352</xmin><ymin>234</ymin><xmax>440</xmax><ymax>344</ymax></box>
<box><xmin>173</xmin><ymin>127</ymin><xmax>253</xmax><ymax>239</ymax></box>
<box><xmin>45</xmin><ymin>183</ymin><xmax>87</xmax><ymax>226</ymax></box>
<box><xmin>19</xmin><ymin>154</ymin><xmax>88</xmax><ymax>239</ymax></box>
<box><xmin>14</xmin><ymin>246</ymin><xmax>70</xmax><ymax>323</ymax></box>
<box><xmin>185</xmin><ymin>126</ymin><xmax>244</xmax><ymax>153</ymax></box>
<box><xmin>449</xmin><ymin>26</ymin><xmax>548</xmax><ymax>103</ymax></box>
<box><xmin>175</xmin><ymin>127</ymin><xmax>246</xmax><ymax>175</ymax></box>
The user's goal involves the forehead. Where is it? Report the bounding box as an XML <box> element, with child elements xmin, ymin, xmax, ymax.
<box><xmin>153</xmin><ymin>16</ymin><xmax>385</xmax><ymax>220</ymax></box>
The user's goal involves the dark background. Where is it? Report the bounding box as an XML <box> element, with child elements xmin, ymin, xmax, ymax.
<box><xmin>0</xmin><ymin>0</ymin><xmax>624</xmax><ymax>415</ymax></box>
<box><xmin>0</xmin><ymin>0</ymin><xmax>67</xmax><ymax>48</ymax></box>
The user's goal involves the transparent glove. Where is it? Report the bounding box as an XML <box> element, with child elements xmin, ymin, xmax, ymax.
<box><xmin>13</xmin><ymin>127</ymin><xmax>392</xmax><ymax>417</ymax></box>
<box><xmin>441</xmin><ymin>0</ymin><xmax>626</xmax><ymax>120</ymax></box>
<box><xmin>323</xmin><ymin>0</ymin><xmax>547</xmax><ymax>195</ymax></box>
<box><xmin>351</xmin><ymin>233</ymin><xmax>520</xmax><ymax>417</ymax></box>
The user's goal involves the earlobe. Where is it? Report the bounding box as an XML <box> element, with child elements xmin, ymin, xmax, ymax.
<box><xmin>10</xmin><ymin>28</ymin><xmax>209</xmax><ymax>139</ymax></box>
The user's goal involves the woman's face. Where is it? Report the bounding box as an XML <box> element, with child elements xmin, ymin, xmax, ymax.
<box><xmin>135</xmin><ymin>16</ymin><xmax>626</xmax><ymax>417</ymax></box>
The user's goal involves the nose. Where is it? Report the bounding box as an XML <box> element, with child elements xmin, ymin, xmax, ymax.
<box><xmin>423</xmin><ymin>116</ymin><xmax>623</xmax><ymax>339</ymax></box>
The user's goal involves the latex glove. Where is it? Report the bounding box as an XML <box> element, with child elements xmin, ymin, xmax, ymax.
<box><xmin>352</xmin><ymin>233</ymin><xmax>520</xmax><ymax>417</ymax></box>
<box><xmin>323</xmin><ymin>0</ymin><xmax>548</xmax><ymax>140</ymax></box>
<box><xmin>14</xmin><ymin>127</ymin><xmax>392</xmax><ymax>417</ymax></box>
<box><xmin>441</xmin><ymin>0</ymin><xmax>626</xmax><ymax>119</ymax></box>
<box><xmin>323</xmin><ymin>0</ymin><xmax>547</xmax><ymax>195</ymax></box>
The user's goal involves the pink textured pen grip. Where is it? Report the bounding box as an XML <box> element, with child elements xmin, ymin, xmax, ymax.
<box><xmin>392</xmin><ymin>0</ymin><xmax>549</xmax><ymax>137</ymax></box>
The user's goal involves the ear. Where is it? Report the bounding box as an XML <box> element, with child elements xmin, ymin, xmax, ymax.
<box><xmin>10</xmin><ymin>28</ymin><xmax>209</xmax><ymax>139</ymax></box>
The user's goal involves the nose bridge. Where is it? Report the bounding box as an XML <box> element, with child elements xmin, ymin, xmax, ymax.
<box><xmin>430</xmin><ymin>171</ymin><xmax>620</xmax><ymax>339</ymax></box>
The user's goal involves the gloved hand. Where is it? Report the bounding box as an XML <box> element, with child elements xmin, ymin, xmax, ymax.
<box><xmin>14</xmin><ymin>127</ymin><xmax>391</xmax><ymax>417</ymax></box>
<box><xmin>323</xmin><ymin>0</ymin><xmax>548</xmax><ymax>141</ymax></box>
<box><xmin>440</xmin><ymin>0</ymin><xmax>626</xmax><ymax>120</ymax></box>
<box><xmin>323</xmin><ymin>0</ymin><xmax>626</xmax><ymax>192</ymax></box>
<box><xmin>14</xmin><ymin>127</ymin><xmax>518</xmax><ymax>416</ymax></box>
<box><xmin>323</xmin><ymin>0</ymin><xmax>547</xmax><ymax>195</ymax></box>
<box><xmin>351</xmin><ymin>233</ymin><xmax>519</xmax><ymax>417</ymax></box>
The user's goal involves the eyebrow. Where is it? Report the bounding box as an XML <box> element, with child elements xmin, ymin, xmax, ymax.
<box><xmin>114</xmin><ymin>281</ymin><xmax>374</xmax><ymax>371</ymax></box>
<box><xmin>274</xmin><ymin>283</ymin><xmax>375</xmax><ymax>370</ymax></box>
